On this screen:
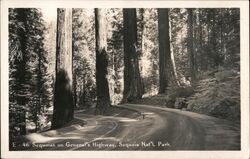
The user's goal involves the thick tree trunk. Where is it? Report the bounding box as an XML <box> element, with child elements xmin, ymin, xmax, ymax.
<box><xmin>187</xmin><ymin>9</ymin><xmax>196</xmax><ymax>83</ymax></box>
<box><xmin>123</xmin><ymin>9</ymin><xmax>143</xmax><ymax>102</ymax></box>
<box><xmin>94</xmin><ymin>8</ymin><xmax>111</xmax><ymax>115</ymax></box>
<box><xmin>52</xmin><ymin>8</ymin><xmax>74</xmax><ymax>129</ymax></box>
<box><xmin>158</xmin><ymin>9</ymin><xmax>179</xmax><ymax>94</ymax></box>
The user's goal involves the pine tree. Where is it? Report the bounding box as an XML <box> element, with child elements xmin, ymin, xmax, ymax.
<box><xmin>9</xmin><ymin>8</ymin><xmax>30</xmax><ymax>136</ymax></box>
<box><xmin>28</xmin><ymin>9</ymin><xmax>50</xmax><ymax>132</ymax></box>
<box><xmin>9</xmin><ymin>8</ymin><xmax>50</xmax><ymax>138</ymax></box>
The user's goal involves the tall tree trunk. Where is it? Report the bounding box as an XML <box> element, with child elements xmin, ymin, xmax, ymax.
<box><xmin>193</xmin><ymin>9</ymin><xmax>198</xmax><ymax>73</ymax></box>
<box><xmin>137</xmin><ymin>8</ymin><xmax>145</xmax><ymax>58</ymax></box>
<box><xmin>52</xmin><ymin>8</ymin><xmax>74</xmax><ymax>129</ymax></box>
<box><xmin>180</xmin><ymin>29</ymin><xmax>184</xmax><ymax>56</ymax></box>
<box><xmin>158</xmin><ymin>9</ymin><xmax>179</xmax><ymax>94</ymax></box>
<box><xmin>111</xmin><ymin>49</ymin><xmax>115</xmax><ymax>105</ymax></box>
<box><xmin>205</xmin><ymin>11</ymin><xmax>210</xmax><ymax>71</ymax></box>
<box><xmin>169</xmin><ymin>11</ymin><xmax>180</xmax><ymax>87</ymax></box>
<box><xmin>138</xmin><ymin>8</ymin><xmax>145</xmax><ymax>94</ymax></box>
<box><xmin>94</xmin><ymin>8</ymin><xmax>111</xmax><ymax>115</ymax></box>
<box><xmin>72</xmin><ymin>71</ymin><xmax>77</xmax><ymax>108</ymax></box>
<box><xmin>187</xmin><ymin>8</ymin><xmax>196</xmax><ymax>83</ymax></box>
<box><xmin>211</xmin><ymin>9</ymin><xmax>219</xmax><ymax>67</ymax></box>
<box><xmin>123</xmin><ymin>9</ymin><xmax>143</xmax><ymax>102</ymax></box>
<box><xmin>72</xmin><ymin>9</ymin><xmax>77</xmax><ymax>109</ymax></box>
<box><xmin>220</xmin><ymin>9</ymin><xmax>226</xmax><ymax>64</ymax></box>
<box><xmin>198</xmin><ymin>9</ymin><xmax>205</xmax><ymax>71</ymax></box>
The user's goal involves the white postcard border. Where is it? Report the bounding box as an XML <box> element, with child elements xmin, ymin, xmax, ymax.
<box><xmin>1</xmin><ymin>1</ymin><xmax>249</xmax><ymax>159</ymax></box>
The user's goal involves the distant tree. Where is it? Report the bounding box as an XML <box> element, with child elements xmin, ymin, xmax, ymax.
<box><xmin>94</xmin><ymin>8</ymin><xmax>111</xmax><ymax>114</ymax></box>
<box><xmin>137</xmin><ymin>8</ymin><xmax>145</xmax><ymax>58</ymax></box>
<box><xmin>106</xmin><ymin>8</ymin><xmax>124</xmax><ymax>104</ymax></box>
<box><xmin>52</xmin><ymin>8</ymin><xmax>74</xmax><ymax>129</ymax></box>
<box><xmin>158</xmin><ymin>8</ymin><xmax>179</xmax><ymax>94</ymax></box>
<box><xmin>72</xmin><ymin>9</ymin><xmax>96</xmax><ymax>109</ymax></box>
<box><xmin>44</xmin><ymin>21</ymin><xmax>56</xmax><ymax>109</ymax></box>
<box><xmin>29</xmin><ymin>10</ymin><xmax>50</xmax><ymax>132</ymax></box>
<box><xmin>196</xmin><ymin>9</ymin><xmax>205</xmax><ymax>71</ymax></box>
<box><xmin>221</xmin><ymin>8</ymin><xmax>240</xmax><ymax>69</ymax></box>
<box><xmin>136</xmin><ymin>9</ymin><xmax>160</xmax><ymax>96</ymax></box>
<box><xmin>136</xmin><ymin>8</ymin><xmax>146</xmax><ymax>95</ymax></box>
<box><xmin>187</xmin><ymin>8</ymin><xmax>196</xmax><ymax>83</ymax></box>
<box><xmin>72</xmin><ymin>9</ymin><xmax>84</xmax><ymax>109</ymax></box>
<box><xmin>122</xmin><ymin>9</ymin><xmax>143</xmax><ymax>102</ymax></box>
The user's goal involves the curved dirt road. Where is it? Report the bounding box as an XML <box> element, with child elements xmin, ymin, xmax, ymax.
<box><xmin>22</xmin><ymin>104</ymin><xmax>240</xmax><ymax>150</ymax></box>
<box><xmin>116</xmin><ymin>104</ymin><xmax>240</xmax><ymax>150</ymax></box>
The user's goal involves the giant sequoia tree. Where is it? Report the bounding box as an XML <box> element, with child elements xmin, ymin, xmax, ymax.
<box><xmin>158</xmin><ymin>8</ymin><xmax>179</xmax><ymax>94</ymax></box>
<box><xmin>123</xmin><ymin>9</ymin><xmax>143</xmax><ymax>102</ymax></box>
<box><xmin>52</xmin><ymin>8</ymin><xmax>74</xmax><ymax>129</ymax></box>
<box><xmin>95</xmin><ymin>8</ymin><xmax>111</xmax><ymax>114</ymax></box>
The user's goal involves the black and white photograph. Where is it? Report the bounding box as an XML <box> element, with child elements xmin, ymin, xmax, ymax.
<box><xmin>1</xmin><ymin>0</ymin><xmax>249</xmax><ymax>159</ymax></box>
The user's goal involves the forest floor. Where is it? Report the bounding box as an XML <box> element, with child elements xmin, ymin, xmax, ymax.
<box><xmin>131</xmin><ymin>68</ymin><xmax>240</xmax><ymax>124</ymax></box>
<box><xmin>12</xmin><ymin>104</ymin><xmax>240</xmax><ymax>151</ymax></box>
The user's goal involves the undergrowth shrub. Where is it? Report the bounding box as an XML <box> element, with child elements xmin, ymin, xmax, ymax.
<box><xmin>187</xmin><ymin>69</ymin><xmax>240</xmax><ymax>123</ymax></box>
<box><xmin>165</xmin><ymin>86</ymin><xmax>194</xmax><ymax>108</ymax></box>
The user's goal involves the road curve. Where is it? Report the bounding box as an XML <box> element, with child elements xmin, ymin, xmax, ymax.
<box><xmin>117</xmin><ymin>104</ymin><xmax>240</xmax><ymax>150</ymax></box>
<box><xmin>21</xmin><ymin>104</ymin><xmax>240</xmax><ymax>151</ymax></box>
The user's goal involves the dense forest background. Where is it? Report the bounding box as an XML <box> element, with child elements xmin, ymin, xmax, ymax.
<box><xmin>9</xmin><ymin>8</ymin><xmax>240</xmax><ymax>140</ymax></box>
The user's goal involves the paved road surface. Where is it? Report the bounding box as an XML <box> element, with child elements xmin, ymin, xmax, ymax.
<box><xmin>22</xmin><ymin>104</ymin><xmax>240</xmax><ymax>150</ymax></box>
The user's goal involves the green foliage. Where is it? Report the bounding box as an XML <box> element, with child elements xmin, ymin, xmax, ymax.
<box><xmin>107</xmin><ymin>8</ymin><xmax>124</xmax><ymax>104</ymax></box>
<box><xmin>164</xmin><ymin>86</ymin><xmax>194</xmax><ymax>108</ymax></box>
<box><xmin>170</xmin><ymin>8</ymin><xmax>240</xmax><ymax>79</ymax></box>
<box><xmin>169</xmin><ymin>8</ymin><xmax>189</xmax><ymax>78</ymax></box>
<box><xmin>187</xmin><ymin>68</ymin><xmax>240</xmax><ymax>123</ymax></box>
<box><xmin>9</xmin><ymin>8</ymin><xmax>51</xmax><ymax>137</ymax></box>
<box><xmin>29</xmin><ymin>9</ymin><xmax>51</xmax><ymax>132</ymax></box>
<box><xmin>137</xmin><ymin>8</ymin><xmax>159</xmax><ymax>97</ymax></box>
<box><xmin>169</xmin><ymin>87</ymin><xmax>194</xmax><ymax>99</ymax></box>
<box><xmin>72</xmin><ymin>9</ymin><xmax>96</xmax><ymax>109</ymax></box>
